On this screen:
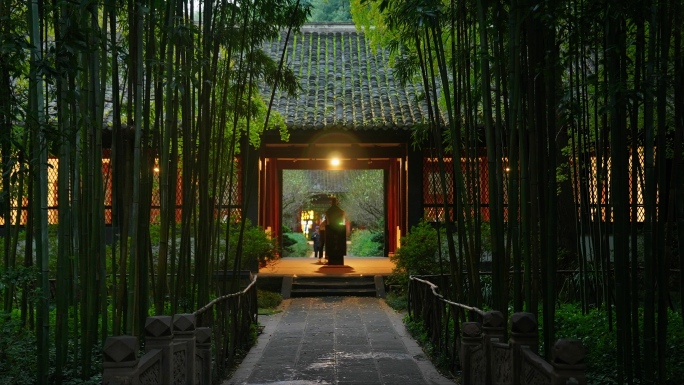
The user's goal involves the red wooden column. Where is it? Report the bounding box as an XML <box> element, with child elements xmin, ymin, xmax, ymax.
<box><xmin>398</xmin><ymin>156</ymin><xmax>407</xmax><ymax>251</ymax></box>
<box><xmin>271</xmin><ymin>161</ymin><xmax>281</xmax><ymax>240</ymax></box>
<box><xmin>386</xmin><ymin>159</ymin><xmax>402</xmax><ymax>256</ymax></box>
<box><xmin>259</xmin><ymin>158</ymin><xmax>281</xmax><ymax>242</ymax></box>
<box><xmin>258</xmin><ymin>157</ymin><xmax>267</xmax><ymax>227</ymax></box>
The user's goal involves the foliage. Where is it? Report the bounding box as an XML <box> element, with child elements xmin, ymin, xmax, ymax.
<box><xmin>404</xmin><ymin>316</ymin><xmax>430</xmax><ymax>349</ymax></box>
<box><xmin>257</xmin><ymin>290</ymin><xmax>283</xmax><ymax>309</ymax></box>
<box><xmin>479</xmin><ymin>274</ymin><xmax>493</xmax><ymax>309</ymax></box>
<box><xmin>348</xmin><ymin>229</ymin><xmax>383</xmax><ymax>257</ymax></box>
<box><xmin>282</xmin><ymin>170</ymin><xmax>313</xmax><ymax>231</ymax></box>
<box><xmin>282</xmin><ymin>170</ymin><xmax>384</xmax><ymax>232</ymax></box>
<box><xmin>224</xmin><ymin>220</ymin><xmax>280</xmax><ymax>269</ymax></box>
<box><xmin>0</xmin><ymin>315</ymin><xmax>36</xmax><ymax>385</ymax></box>
<box><xmin>2</xmin><ymin>0</ymin><xmax>312</xmax><ymax>376</ymax></box>
<box><xmin>282</xmin><ymin>232</ymin><xmax>311</xmax><ymax>257</ymax></box>
<box><xmin>54</xmin><ymin>343</ymin><xmax>104</xmax><ymax>385</ymax></box>
<box><xmin>305</xmin><ymin>0</ymin><xmax>352</xmax><ymax>22</ymax></box>
<box><xmin>390</xmin><ymin>221</ymin><xmax>446</xmax><ymax>287</ymax></box>
<box><xmin>338</xmin><ymin>170</ymin><xmax>384</xmax><ymax>230</ymax></box>
<box><xmin>282</xmin><ymin>232</ymin><xmax>296</xmax><ymax>249</ymax></box>
<box><xmin>552</xmin><ymin>304</ymin><xmax>684</xmax><ymax>384</ymax></box>
<box><xmin>246</xmin><ymin>323</ymin><xmax>260</xmax><ymax>350</ymax></box>
<box><xmin>384</xmin><ymin>291</ymin><xmax>408</xmax><ymax>312</ymax></box>
<box><xmin>0</xmin><ymin>265</ymin><xmax>38</xmax><ymax>292</ymax></box>
<box><xmin>0</xmin><ymin>314</ymin><xmax>102</xmax><ymax>385</ymax></box>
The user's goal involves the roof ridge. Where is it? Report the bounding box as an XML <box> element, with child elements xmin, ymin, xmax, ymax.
<box><xmin>300</xmin><ymin>22</ymin><xmax>359</xmax><ymax>33</ymax></box>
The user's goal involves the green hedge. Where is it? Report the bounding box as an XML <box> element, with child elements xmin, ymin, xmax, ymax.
<box><xmin>257</xmin><ymin>290</ymin><xmax>283</xmax><ymax>309</ymax></box>
<box><xmin>282</xmin><ymin>232</ymin><xmax>310</xmax><ymax>257</ymax></box>
<box><xmin>348</xmin><ymin>229</ymin><xmax>383</xmax><ymax>257</ymax></box>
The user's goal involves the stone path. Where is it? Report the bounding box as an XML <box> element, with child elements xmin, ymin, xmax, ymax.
<box><xmin>224</xmin><ymin>297</ymin><xmax>455</xmax><ymax>385</ymax></box>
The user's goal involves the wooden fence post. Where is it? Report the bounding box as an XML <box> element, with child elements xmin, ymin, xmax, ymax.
<box><xmin>174</xmin><ymin>313</ymin><xmax>197</xmax><ymax>385</ymax></box>
<box><xmin>551</xmin><ymin>339</ymin><xmax>587</xmax><ymax>385</ymax></box>
<box><xmin>196</xmin><ymin>327</ymin><xmax>212</xmax><ymax>385</ymax></box>
<box><xmin>102</xmin><ymin>335</ymin><xmax>139</xmax><ymax>385</ymax></box>
<box><xmin>145</xmin><ymin>315</ymin><xmax>174</xmax><ymax>384</ymax></box>
<box><xmin>509</xmin><ymin>312</ymin><xmax>538</xmax><ymax>384</ymax></box>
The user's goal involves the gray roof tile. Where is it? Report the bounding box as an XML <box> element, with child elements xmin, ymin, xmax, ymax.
<box><xmin>262</xmin><ymin>24</ymin><xmax>431</xmax><ymax>131</ymax></box>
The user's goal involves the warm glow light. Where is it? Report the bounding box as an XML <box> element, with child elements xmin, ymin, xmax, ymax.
<box><xmin>300</xmin><ymin>210</ymin><xmax>314</xmax><ymax>236</ymax></box>
<box><xmin>331</xmin><ymin>158</ymin><xmax>340</xmax><ymax>166</ymax></box>
<box><xmin>154</xmin><ymin>166</ymin><xmax>160</xmax><ymax>173</ymax></box>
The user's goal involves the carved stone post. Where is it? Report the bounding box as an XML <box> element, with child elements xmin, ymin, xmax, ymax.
<box><xmin>509</xmin><ymin>312</ymin><xmax>538</xmax><ymax>384</ymax></box>
<box><xmin>196</xmin><ymin>327</ymin><xmax>212</xmax><ymax>385</ymax></box>
<box><xmin>482</xmin><ymin>311</ymin><xmax>505</xmax><ymax>384</ymax></box>
<box><xmin>460</xmin><ymin>322</ymin><xmax>484</xmax><ymax>385</ymax></box>
<box><xmin>174</xmin><ymin>313</ymin><xmax>197</xmax><ymax>385</ymax></box>
<box><xmin>145</xmin><ymin>316</ymin><xmax>174</xmax><ymax>384</ymax></box>
<box><xmin>103</xmin><ymin>336</ymin><xmax>139</xmax><ymax>385</ymax></box>
<box><xmin>551</xmin><ymin>339</ymin><xmax>587</xmax><ymax>385</ymax></box>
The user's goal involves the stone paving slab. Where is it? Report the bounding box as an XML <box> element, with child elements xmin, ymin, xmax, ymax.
<box><xmin>224</xmin><ymin>297</ymin><xmax>456</xmax><ymax>385</ymax></box>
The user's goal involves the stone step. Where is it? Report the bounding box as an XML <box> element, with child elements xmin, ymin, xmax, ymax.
<box><xmin>282</xmin><ymin>275</ymin><xmax>385</xmax><ymax>299</ymax></box>
<box><xmin>293</xmin><ymin>281</ymin><xmax>375</xmax><ymax>288</ymax></box>
<box><xmin>290</xmin><ymin>287</ymin><xmax>377</xmax><ymax>297</ymax></box>
<box><xmin>293</xmin><ymin>278</ymin><xmax>374</xmax><ymax>288</ymax></box>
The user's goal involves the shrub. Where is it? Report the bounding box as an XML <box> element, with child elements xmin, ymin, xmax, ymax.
<box><xmin>282</xmin><ymin>232</ymin><xmax>310</xmax><ymax>257</ymax></box>
<box><xmin>349</xmin><ymin>229</ymin><xmax>383</xmax><ymax>257</ymax></box>
<box><xmin>385</xmin><ymin>291</ymin><xmax>408</xmax><ymax>311</ymax></box>
<box><xmin>221</xmin><ymin>219</ymin><xmax>280</xmax><ymax>269</ymax></box>
<box><xmin>257</xmin><ymin>290</ymin><xmax>283</xmax><ymax>309</ymax></box>
<box><xmin>282</xmin><ymin>232</ymin><xmax>296</xmax><ymax>249</ymax></box>
<box><xmin>0</xmin><ymin>316</ymin><xmax>37</xmax><ymax>385</ymax></box>
<box><xmin>390</xmin><ymin>221</ymin><xmax>447</xmax><ymax>287</ymax></box>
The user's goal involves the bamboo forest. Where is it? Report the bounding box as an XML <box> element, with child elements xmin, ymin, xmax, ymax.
<box><xmin>0</xmin><ymin>0</ymin><xmax>683</xmax><ymax>384</ymax></box>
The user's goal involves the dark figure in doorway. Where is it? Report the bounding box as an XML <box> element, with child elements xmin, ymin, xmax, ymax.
<box><xmin>312</xmin><ymin>226</ymin><xmax>322</xmax><ymax>260</ymax></box>
<box><xmin>325</xmin><ymin>197</ymin><xmax>346</xmax><ymax>265</ymax></box>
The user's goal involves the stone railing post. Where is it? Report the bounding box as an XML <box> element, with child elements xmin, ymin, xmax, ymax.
<box><xmin>460</xmin><ymin>322</ymin><xmax>484</xmax><ymax>385</ymax></box>
<box><xmin>174</xmin><ymin>313</ymin><xmax>197</xmax><ymax>385</ymax></box>
<box><xmin>482</xmin><ymin>311</ymin><xmax>505</xmax><ymax>384</ymax></box>
<box><xmin>145</xmin><ymin>316</ymin><xmax>174</xmax><ymax>384</ymax></box>
<box><xmin>551</xmin><ymin>339</ymin><xmax>587</xmax><ymax>385</ymax></box>
<box><xmin>196</xmin><ymin>327</ymin><xmax>212</xmax><ymax>385</ymax></box>
<box><xmin>102</xmin><ymin>336</ymin><xmax>139</xmax><ymax>385</ymax></box>
<box><xmin>509</xmin><ymin>312</ymin><xmax>538</xmax><ymax>384</ymax></box>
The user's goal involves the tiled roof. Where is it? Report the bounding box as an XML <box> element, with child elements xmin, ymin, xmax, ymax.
<box><xmin>262</xmin><ymin>23</ymin><xmax>431</xmax><ymax>131</ymax></box>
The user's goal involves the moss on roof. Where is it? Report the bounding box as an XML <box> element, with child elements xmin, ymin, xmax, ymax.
<box><xmin>263</xmin><ymin>23</ymin><xmax>430</xmax><ymax>131</ymax></box>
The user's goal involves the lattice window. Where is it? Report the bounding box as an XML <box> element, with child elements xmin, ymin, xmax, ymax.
<box><xmin>423</xmin><ymin>155</ymin><xmax>454</xmax><ymax>222</ymax></box>
<box><xmin>217</xmin><ymin>158</ymin><xmax>242</xmax><ymax>223</ymax></box>
<box><xmin>574</xmin><ymin>147</ymin><xmax>650</xmax><ymax>222</ymax></box>
<box><xmin>0</xmin><ymin>153</ymin><xmax>245</xmax><ymax>226</ymax></box>
<box><xmin>423</xmin><ymin>153</ymin><xmax>501</xmax><ymax>222</ymax></box>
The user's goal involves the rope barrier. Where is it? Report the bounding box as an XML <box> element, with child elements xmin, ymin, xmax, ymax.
<box><xmin>410</xmin><ymin>275</ymin><xmax>485</xmax><ymax>316</ymax></box>
<box><xmin>194</xmin><ymin>275</ymin><xmax>258</xmax><ymax>316</ymax></box>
